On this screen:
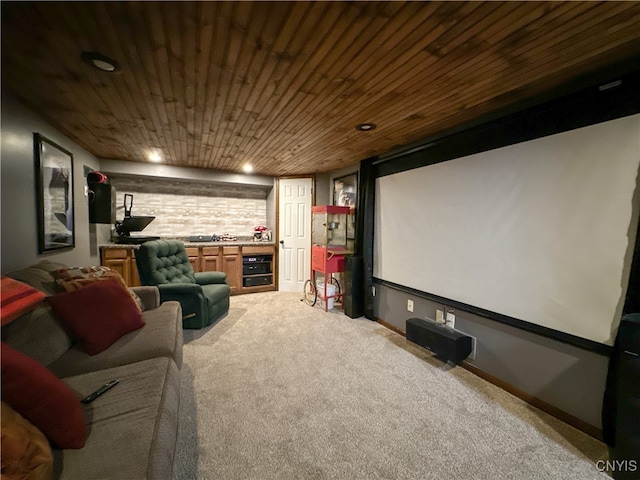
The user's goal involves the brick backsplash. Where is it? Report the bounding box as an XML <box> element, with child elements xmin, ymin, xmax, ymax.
<box><xmin>110</xmin><ymin>176</ymin><xmax>268</xmax><ymax>238</ymax></box>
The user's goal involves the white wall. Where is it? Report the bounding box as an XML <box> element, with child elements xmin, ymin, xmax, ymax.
<box><xmin>1</xmin><ymin>93</ymin><xmax>103</xmax><ymax>273</ymax></box>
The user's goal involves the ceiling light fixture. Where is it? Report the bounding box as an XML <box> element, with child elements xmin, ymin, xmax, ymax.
<box><xmin>356</xmin><ymin>122</ymin><xmax>377</xmax><ymax>131</ymax></box>
<box><xmin>243</xmin><ymin>164</ymin><xmax>254</xmax><ymax>173</ymax></box>
<box><xmin>147</xmin><ymin>150</ymin><xmax>164</xmax><ymax>163</ymax></box>
<box><xmin>81</xmin><ymin>51</ymin><xmax>121</xmax><ymax>73</ymax></box>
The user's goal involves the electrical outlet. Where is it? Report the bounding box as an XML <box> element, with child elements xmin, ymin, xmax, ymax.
<box><xmin>407</xmin><ymin>299</ymin><xmax>414</xmax><ymax>312</ymax></box>
<box><xmin>445</xmin><ymin>311</ymin><xmax>455</xmax><ymax>329</ymax></box>
<box><xmin>436</xmin><ymin>309</ymin><xmax>444</xmax><ymax>324</ymax></box>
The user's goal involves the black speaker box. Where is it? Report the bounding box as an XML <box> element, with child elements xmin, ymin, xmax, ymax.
<box><xmin>406</xmin><ymin>317</ymin><xmax>472</xmax><ymax>364</ymax></box>
<box><xmin>344</xmin><ymin>255</ymin><xmax>364</xmax><ymax>318</ymax></box>
<box><xmin>88</xmin><ymin>183</ymin><xmax>114</xmax><ymax>224</ymax></box>
<box><xmin>243</xmin><ymin>275</ymin><xmax>272</xmax><ymax>287</ymax></box>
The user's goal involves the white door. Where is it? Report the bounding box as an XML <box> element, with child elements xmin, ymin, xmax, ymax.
<box><xmin>278</xmin><ymin>177</ymin><xmax>313</xmax><ymax>292</ymax></box>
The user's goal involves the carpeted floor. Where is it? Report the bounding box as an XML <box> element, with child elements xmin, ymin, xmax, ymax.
<box><xmin>173</xmin><ymin>291</ymin><xmax>609</xmax><ymax>479</ymax></box>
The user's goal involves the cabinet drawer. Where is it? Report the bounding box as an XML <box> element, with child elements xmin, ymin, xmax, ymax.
<box><xmin>243</xmin><ymin>246</ymin><xmax>274</xmax><ymax>255</ymax></box>
<box><xmin>185</xmin><ymin>247</ymin><xmax>199</xmax><ymax>257</ymax></box>
<box><xmin>202</xmin><ymin>247</ymin><xmax>220</xmax><ymax>256</ymax></box>
<box><xmin>223</xmin><ymin>246</ymin><xmax>239</xmax><ymax>255</ymax></box>
<box><xmin>103</xmin><ymin>248</ymin><xmax>130</xmax><ymax>259</ymax></box>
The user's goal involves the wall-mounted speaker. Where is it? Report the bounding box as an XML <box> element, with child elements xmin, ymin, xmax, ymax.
<box><xmin>88</xmin><ymin>183</ymin><xmax>114</xmax><ymax>224</ymax></box>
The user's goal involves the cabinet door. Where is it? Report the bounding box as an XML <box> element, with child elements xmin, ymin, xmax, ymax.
<box><xmin>222</xmin><ymin>254</ymin><xmax>241</xmax><ymax>293</ymax></box>
<box><xmin>201</xmin><ymin>247</ymin><xmax>220</xmax><ymax>272</ymax></box>
<box><xmin>105</xmin><ymin>258</ymin><xmax>131</xmax><ymax>285</ymax></box>
<box><xmin>130</xmin><ymin>251</ymin><xmax>141</xmax><ymax>287</ymax></box>
<box><xmin>185</xmin><ymin>247</ymin><xmax>200</xmax><ymax>272</ymax></box>
<box><xmin>102</xmin><ymin>249</ymin><xmax>133</xmax><ymax>286</ymax></box>
<box><xmin>201</xmin><ymin>255</ymin><xmax>220</xmax><ymax>272</ymax></box>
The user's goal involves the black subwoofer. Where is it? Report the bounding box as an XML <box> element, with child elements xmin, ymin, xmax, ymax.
<box><xmin>406</xmin><ymin>317</ymin><xmax>472</xmax><ymax>364</ymax></box>
<box><xmin>344</xmin><ymin>255</ymin><xmax>364</xmax><ymax>318</ymax></box>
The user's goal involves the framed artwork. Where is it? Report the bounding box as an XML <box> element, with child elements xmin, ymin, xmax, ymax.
<box><xmin>333</xmin><ymin>172</ymin><xmax>357</xmax><ymax>208</ymax></box>
<box><xmin>333</xmin><ymin>172</ymin><xmax>357</xmax><ymax>241</ymax></box>
<box><xmin>34</xmin><ymin>133</ymin><xmax>75</xmax><ymax>253</ymax></box>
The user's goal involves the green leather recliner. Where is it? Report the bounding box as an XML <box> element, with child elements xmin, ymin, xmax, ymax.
<box><xmin>136</xmin><ymin>240</ymin><xmax>230</xmax><ymax>329</ymax></box>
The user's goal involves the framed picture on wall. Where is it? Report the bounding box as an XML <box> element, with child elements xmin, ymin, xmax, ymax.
<box><xmin>333</xmin><ymin>172</ymin><xmax>357</xmax><ymax>241</ymax></box>
<box><xmin>333</xmin><ymin>172</ymin><xmax>357</xmax><ymax>209</ymax></box>
<box><xmin>34</xmin><ymin>133</ymin><xmax>75</xmax><ymax>253</ymax></box>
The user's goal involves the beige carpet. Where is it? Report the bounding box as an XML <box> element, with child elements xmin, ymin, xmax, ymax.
<box><xmin>173</xmin><ymin>291</ymin><xmax>609</xmax><ymax>479</ymax></box>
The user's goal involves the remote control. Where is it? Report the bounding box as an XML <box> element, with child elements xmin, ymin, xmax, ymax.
<box><xmin>81</xmin><ymin>380</ymin><xmax>119</xmax><ymax>404</ymax></box>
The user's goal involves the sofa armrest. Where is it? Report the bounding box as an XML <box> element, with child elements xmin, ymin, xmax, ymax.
<box><xmin>157</xmin><ymin>283</ymin><xmax>204</xmax><ymax>295</ymax></box>
<box><xmin>194</xmin><ymin>271</ymin><xmax>228</xmax><ymax>285</ymax></box>
<box><xmin>130</xmin><ymin>286</ymin><xmax>160</xmax><ymax>310</ymax></box>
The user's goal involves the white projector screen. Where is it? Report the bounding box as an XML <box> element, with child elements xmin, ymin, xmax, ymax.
<box><xmin>374</xmin><ymin>114</ymin><xmax>640</xmax><ymax>346</ymax></box>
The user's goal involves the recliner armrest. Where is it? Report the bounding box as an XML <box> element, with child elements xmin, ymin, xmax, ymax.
<box><xmin>194</xmin><ymin>271</ymin><xmax>228</xmax><ymax>285</ymax></box>
<box><xmin>157</xmin><ymin>283</ymin><xmax>204</xmax><ymax>295</ymax></box>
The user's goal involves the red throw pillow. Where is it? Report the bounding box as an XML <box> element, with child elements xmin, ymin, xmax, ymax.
<box><xmin>1</xmin><ymin>277</ymin><xmax>46</xmax><ymax>326</ymax></box>
<box><xmin>47</xmin><ymin>277</ymin><xmax>145</xmax><ymax>355</ymax></box>
<box><xmin>1</xmin><ymin>343</ymin><xmax>86</xmax><ymax>449</ymax></box>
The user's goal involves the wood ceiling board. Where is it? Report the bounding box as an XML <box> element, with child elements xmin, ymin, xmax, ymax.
<box><xmin>2</xmin><ymin>1</ymin><xmax>640</xmax><ymax>176</ymax></box>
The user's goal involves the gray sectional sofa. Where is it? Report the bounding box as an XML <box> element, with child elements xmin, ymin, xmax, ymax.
<box><xmin>3</xmin><ymin>261</ymin><xmax>183</xmax><ymax>479</ymax></box>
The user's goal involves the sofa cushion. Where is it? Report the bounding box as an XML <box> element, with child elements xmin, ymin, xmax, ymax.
<box><xmin>1</xmin><ymin>303</ymin><xmax>74</xmax><ymax>367</ymax></box>
<box><xmin>55</xmin><ymin>357</ymin><xmax>180</xmax><ymax>480</ymax></box>
<box><xmin>130</xmin><ymin>286</ymin><xmax>160</xmax><ymax>311</ymax></box>
<box><xmin>1</xmin><ymin>343</ymin><xmax>86</xmax><ymax>449</ymax></box>
<box><xmin>47</xmin><ymin>300</ymin><xmax>183</xmax><ymax>378</ymax></box>
<box><xmin>47</xmin><ymin>278</ymin><xmax>145</xmax><ymax>355</ymax></box>
<box><xmin>0</xmin><ymin>277</ymin><xmax>46</xmax><ymax>326</ymax></box>
<box><xmin>5</xmin><ymin>260</ymin><xmax>68</xmax><ymax>296</ymax></box>
<box><xmin>1</xmin><ymin>402</ymin><xmax>53</xmax><ymax>480</ymax></box>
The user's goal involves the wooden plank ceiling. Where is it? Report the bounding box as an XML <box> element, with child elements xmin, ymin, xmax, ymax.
<box><xmin>2</xmin><ymin>1</ymin><xmax>640</xmax><ymax>176</ymax></box>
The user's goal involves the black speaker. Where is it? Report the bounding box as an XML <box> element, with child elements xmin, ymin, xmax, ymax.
<box><xmin>344</xmin><ymin>255</ymin><xmax>364</xmax><ymax>318</ymax></box>
<box><xmin>406</xmin><ymin>317</ymin><xmax>472</xmax><ymax>364</ymax></box>
<box><xmin>602</xmin><ymin>313</ymin><xmax>640</xmax><ymax>479</ymax></box>
<box><xmin>88</xmin><ymin>183</ymin><xmax>114</xmax><ymax>224</ymax></box>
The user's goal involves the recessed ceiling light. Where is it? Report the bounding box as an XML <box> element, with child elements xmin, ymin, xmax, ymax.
<box><xmin>243</xmin><ymin>164</ymin><xmax>254</xmax><ymax>173</ymax></box>
<box><xmin>147</xmin><ymin>150</ymin><xmax>164</xmax><ymax>163</ymax></box>
<box><xmin>81</xmin><ymin>51</ymin><xmax>121</xmax><ymax>73</ymax></box>
<box><xmin>356</xmin><ymin>122</ymin><xmax>377</xmax><ymax>131</ymax></box>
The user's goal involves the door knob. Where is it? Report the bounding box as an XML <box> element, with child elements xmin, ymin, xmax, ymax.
<box><xmin>279</xmin><ymin>240</ymin><xmax>285</xmax><ymax>246</ymax></box>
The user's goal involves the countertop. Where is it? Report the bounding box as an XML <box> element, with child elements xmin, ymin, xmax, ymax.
<box><xmin>101</xmin><ymin>240</ymin><xmax>276</xmax><ymax>249</ymax></box>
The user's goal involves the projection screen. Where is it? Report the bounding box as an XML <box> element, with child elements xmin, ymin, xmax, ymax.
<box><xmin>374</xmin><ymin>114</ymin><xmax>640</xmax><ymax>346</ymax></box>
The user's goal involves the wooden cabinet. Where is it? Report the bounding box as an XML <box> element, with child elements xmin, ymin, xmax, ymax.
<box><xmin>241</xmin><ymin>245</ymin><xmax>275</xmax><ymax>293</ymax></box>
<box><xmin>185</xmin><ymin>247</ymin><xmax>200</xmax><ymax>272</ymax></box>
<box><xmin>101</xmin><ymin>243</ymin><xmax>275</xmax><ymax>294</ymax></box>
<box><xmin>201</xmin><ymin>247</ymin><xmax>220</xmax><ymax>272</ymax></box>
<box><xmin>101</xmin><ymin>248</ymin><xmax>139</xmax><ymax>286</ymax></box>
<box><xmin>222</xmin><ymin>247</ymin><xmax>241</xmax><ymax>294</ymax></box>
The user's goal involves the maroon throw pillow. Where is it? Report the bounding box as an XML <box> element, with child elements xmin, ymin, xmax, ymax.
<box><xmin>1</xmin><ymin>343</ymin><xmax>87</xmax><ymax>449</ymax></box>
<box><xmin>47</xmin><ymin>277</ymin><xmax>145</xmax><ymax>355</ymax></box>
